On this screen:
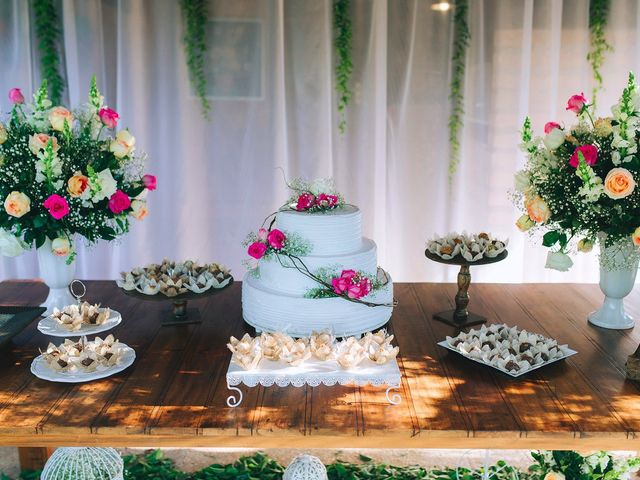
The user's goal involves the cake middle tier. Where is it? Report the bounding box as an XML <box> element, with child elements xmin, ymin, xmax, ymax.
<box><xmin>274</xmin><ymin>205</ymin><xmax>362</xmax><ymax>256</ymax></box>
<box><xmin>259</xmin><ymin>238</ymin><xmax>378</xmax><ymax>296</ymax></box>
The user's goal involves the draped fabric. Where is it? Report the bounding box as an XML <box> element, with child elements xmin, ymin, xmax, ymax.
<box><xmin>2</xmin><ymin>0</ymin><xmax>640</xmax><ymax>283</ymax></box>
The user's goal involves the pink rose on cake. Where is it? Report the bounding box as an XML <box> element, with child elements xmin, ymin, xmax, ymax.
<box><xmin>316</xmin><ymin>193</ymin><xmax>339</xmax><ymax>208</ymax></box>
<box><xmin>267</xmin><ymin>229</ymin><xmax>286</xmax><ymax>249</ymax></box>
<box><xmin>248</xmin><ymin>242</ymin><xmax>267</xmax><ymax>259</ymax></box>
<box><xmin>296</xmin><ymin>192</ymin><xmax>315</xmax><ymax>211</ymax></box>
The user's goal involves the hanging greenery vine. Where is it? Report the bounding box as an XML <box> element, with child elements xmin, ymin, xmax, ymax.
<box><xmin>334</xmin><ymin>0</ymin><xmax>353</xmax><ymax>134</ymax></box>
<box><xmin>587</xmin><ymin>0</ymin><xmax>612</xmax><ymax>110</ymax></box>
<box><xmin>448</xmin><ymin>0</ymin><xmax>470</xmax><ymax>182</ymax></box>
<box><xmin>181</xmin><ymin>0</ymin><xmax>211</xmax><ymax>118</ymax></box>
<box><xmin>33</xmin><ymin>0</ymin><xmax>65</xmax><ymax>105</ymax></box>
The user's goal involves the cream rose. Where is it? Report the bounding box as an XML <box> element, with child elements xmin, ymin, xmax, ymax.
<box><xmin>129</xmin><ymin>200</ymin><xmax>148</xmax><ymax>220</ymax></box>
<box><xmin>543</xmin><ymin>128</ymin><xmax>565</xmax><ymax>150</ymax></box>
<box><xmin>604</xmin><ymin>167</ymin><xmax>635</xmax><ymax>199</ymax></box>
<box><xmin>515</xmin><ymin>214</ymin><xmax>535</xmax><ymax>232</ymax></box>
<box><xmin>51</xmin><ymin>237</ymin><xmax>71</xmax><ymax>257</ymax></box>
<box><xmin>0</xmin><ymin>124</ymin><xmax>7</xmax><ymax>145</ymax></box>
<box><xmin>577</xmin><ymin>238</ymin><xmax>594</xmax><ymax>253</ymax></box>
<box><xmin>4</xmin><ymin>191</ymin><xmax>30</xmax><ymax>218</ymax></box>
<box><xmin>89</xmin><ymin>168</ymin><xmax>118</xmax><ymax>202</ymax></box>
<box><xmin>543</xmin><ymin>472</ymin><xmax>566</xmax><ymax>480</ymax></box>
<box><xmin>28</xmin><ymin>133</ymin><xmax>59</xmax><ymax>155</ymax></box>
<box><xmin>109</xmin><ymin>130</ymin><xmax>136</xmax><ymax>158</ymax></box>
<box><xmin>49</xmin><ymin>107</ymin><xmax>74</xmax><ymax>132</ymax></box>
<box><xmin>632</xmin><ymin>227</ymin><xmax>640</xmax><ymax>247</ymax></box>
<box><xmin>594</xmin><ymin>117</ymin><xmax>613</xmax><ymax>137</ymax></box>
<box><xmin>67</xmin><ymin>172</ymin><xmax>89</xmax><ymax>198</ymax></box>
<box><xmin>526</xmin><ymin>195</ymin><xmax>551</xmax><ymax>223</ymax></box>
<box><xmin>545</xmin><ymin>251</ymin><xmax>573</xmax><ymax>272</ymax></box>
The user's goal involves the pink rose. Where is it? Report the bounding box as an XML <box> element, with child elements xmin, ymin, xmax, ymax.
<box><xmin>108</xmin><ymin>190</ymin><xmax>131</xmax><ymax>214</ymax></box>
<box><xmin>347</xmin><ymin>282</ymin><xmax>365</xmax><ymax>299</ymax></box>
<box><xmin>248</xmin><ymin>241</ymin><xmax>267</xmax><ymax>259</ymax></box>
<box><xmin>569</xmin><ymin>144</ymin><xmax>598</xmax><ymax>168</ymax></box>
<box><xmin>340</xmin><ymin>269</ymin><xmax>357</xmax><ymax>281</ymax></box>
<box><xmin>257</xmin><ymin>228</ymin><xmax>268</xmax><ymax>242</ymax></box>
<box><xmin>566</xmin><ymin>93</ymin><xmax>587</xmax><ymax>114</ymax></box>
<box><xmin>359</xmin><ymin>278</ymin><xmax>372</xmax><ymax>296</ymax></box>
<box><xmin>267</xmin><ymin>228</ymin><xmax>286</xmax><ymax>249</ymax></box>
<box><xmin>332</xmin><ymin>276</ymin><xmax>350</xmax><ymax>295</ymax></box>
<box><xmin>8</xmin><ymin>88</ymin><xmax>24</xmax><ymax>105</ymax></box>
<box><xmin>316</xmin><ymin>193</ymin><xmax>339</xmax><ymax>208</ymax></box>
<box><xmin>296</xmin><ymin>192</ymin><xmax>315</xmax><ymax>211</ymax></box>
<box><xmin>98</xmin><ymin>107</ymin><xmax>119</xmax><ymax>129</ymax></box>
<box><xmin>544</xmin><ymin>121</ymin><xmax>561</xmax><ymax>134</ymax></box>
<box><xmin>142</xmin><ymin>174</ymin><xmax>156</xmax><ymax>191</ymax></box>
<box><xmin>43</xmin><ymin>194</ymin><xmax>69</xmax><ymax>220</ymax></box>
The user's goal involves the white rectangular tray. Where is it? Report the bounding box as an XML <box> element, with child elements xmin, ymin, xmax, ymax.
<box><xmin>225</xmin><ymin>356</ymin><xmax>402</xmax><ymax>406</ymax></box>
<box><xmin>437</xmin><ymin>340</ymin><xmax>577</xmax><ymax>378</ymax></box>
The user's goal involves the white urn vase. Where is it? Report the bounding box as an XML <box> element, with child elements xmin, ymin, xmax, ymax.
<box><xmin>588</xmin><ymin>235</ymin><xmax>639</xmax><ymax>330</ymax></box>
<box><xmin>37</xmin><ymin>239</ymin><xmax>76</xmax><ymax>315</ymax></box>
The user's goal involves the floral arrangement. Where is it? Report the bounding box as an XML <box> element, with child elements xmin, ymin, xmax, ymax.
<box><xmin>0</xmin><ymin>78</ymin><xmax>155</xmax><ymax>261</ymax></box>
<box><xmin>529</xmin><ymin>450</ymin><xmax>640</xmax><ymax>480</ymax></box>
<box><xmin>283</xmin><ymin>177</ymin><xmax>345</xmax><ymax>212</ymax></box>
<box><xmin>244</xmin><ymin>226</ymin><xmax>311</xmax><ymax>262</ymax></box>
<box><xmin>227</xmin><ymin>329</ymin><xmax>399</xmax><ymax>370</ymax></box>
<box><xmin>514</xmin><ymin>73</ymin><xmax>640</xmax><ymax>271</ymax></box>
<box><xmin>305</xmin><ymin>267</ymin><xmax>388</xmax><ymax>302</ymax></box>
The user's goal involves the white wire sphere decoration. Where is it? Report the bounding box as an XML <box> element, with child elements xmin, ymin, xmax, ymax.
<box><xmin>41</xmin><ymin>447</ymin><xmax>124</xmax><ymax>480</ymax></box>
<box><xmin>283</xmin><ymin>454</ymin><xmax>328</xmax><ymax>480</ymax></box>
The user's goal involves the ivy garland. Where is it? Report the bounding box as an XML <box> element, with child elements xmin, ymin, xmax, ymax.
<box><xmin>32</xmin><ymin>0</ymin><xmax>65</xmax><ymax>105</ymax></box>
<box><xmin>180</xmin><ymin>0</ymin><xmax>211</xmax><ymax>118</ymax></box>
<box><xmin>587</xmin><ymin>0</ymin><xmax>612</xmax><ymax>110</ymax></box>
<box><xmin>333</xmin><ymin>0</ymin><xmax>353</xmax><ymax>134</ymax></box>
<box><xmin>448</xmin><ymin>0</ymin><xmax>470</xmax><ymax>181</ymax></box>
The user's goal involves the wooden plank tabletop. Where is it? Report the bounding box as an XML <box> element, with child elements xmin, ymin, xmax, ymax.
<box><xmin>0</xmin><ymin>280</ymin><xmax>640</xmax><ymax>449</ymax></box>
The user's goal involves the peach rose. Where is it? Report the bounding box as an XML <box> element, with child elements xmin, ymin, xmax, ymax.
<box><xmin>632</xmin><ymin>227</ymin><xmax>640</xmax><ymax>247</ymax></box>
<box><xmin>129</xmin><ymin>200</ymin><xmax>148</xmax><ymax>220</ymax></box>
<box><xmin>49</xmin><ymin>107</ymin><xmax>73</xmax><ymax>132</ymax></box>
<box><xmin>51</xmin><ymin>237</ymin><xmax>71</xmax><ymax>257</ymax></box>
<box><xmin>604</xmin><ymin>167</ymin><xmax>635</xmax><ymax>200</ymax></box>
<box><xmin>4</xmin><ymin>191</ymin><xmax>30</xmax><ymax>218</ymax></box>
<box><xmin>109</xmin><ymin>130</ymin><xmax>136</xmax><ymax>158</ymax></box>
<box><xmin>0</xmin><ymin>124</ymin><xmax>6</xmax><ymax>145</ymax></box>
<box><xmin>67</xmin><ymin>172</ymin><xmax>89</xmax><ymax>198</ymax></box>
<box><xmin>28</xmin><ymin>133</ymin><xmax>59</xmax><ymax>155</ymax></box>
<box><xmin>525</xmin><ymin>195</ymin><xmax>551</xmax><ymax>223</ymax></box>
<box><xmin>515</xmin><ymin>214</ymin><xmax>535</xmax><ymax>232</ymax></box>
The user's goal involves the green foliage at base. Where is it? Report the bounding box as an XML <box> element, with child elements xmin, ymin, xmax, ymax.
<box><xmin>3</xmin><ymin>450</ymin><xmax>639</xmax><ymax>480</ymax></box>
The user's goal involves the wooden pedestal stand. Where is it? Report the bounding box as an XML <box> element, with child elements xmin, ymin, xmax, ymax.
<box><xmin>425</xmin><ymin>250</ymin><xmax>508</xmax><ymax>328</ymax></box>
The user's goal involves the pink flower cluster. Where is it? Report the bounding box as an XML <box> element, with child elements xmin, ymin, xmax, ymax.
<box><xmin>331</xmin><ymin>269</ymin><xmax>372</xmax><ymax>300</ymax></box>
<box><xmin>295</xmin><ymin>192</ymin><xmax>339</xmax><ymax>211</ymax></box>
<box><xmin>247</xmin><ymin>228</ymin><xmax>286</xmax><ymax>259</ymax></box>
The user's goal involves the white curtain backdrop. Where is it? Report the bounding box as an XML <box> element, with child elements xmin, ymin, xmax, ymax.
<box><xmin>2</xmin><ymin>0</ymin><xmax>640</xmax><ymax>283</ymax></box>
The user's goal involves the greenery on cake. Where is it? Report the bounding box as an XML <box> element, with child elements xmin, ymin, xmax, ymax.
<box><xmin>283</xmin><ymin>177</ymin><xmax>345</xmax><ymax>213</ymax></box>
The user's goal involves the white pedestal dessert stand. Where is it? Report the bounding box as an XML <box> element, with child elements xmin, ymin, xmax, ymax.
<box><xmin>225</xmin><ymin>357</ymin><xmax>402</xmax><ymax>407</ymax></box>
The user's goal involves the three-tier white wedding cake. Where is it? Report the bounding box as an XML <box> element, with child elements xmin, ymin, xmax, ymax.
<box><xmin>242</xmin><ymin>200</ymin><xmax>394</xmax><ymax>337</ymax></box>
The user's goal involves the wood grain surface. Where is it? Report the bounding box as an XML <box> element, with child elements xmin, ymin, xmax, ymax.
<box><xmin>1</xmin><ymin>280</ymin><xmax>640</xmax><ymax>449</ymax></box>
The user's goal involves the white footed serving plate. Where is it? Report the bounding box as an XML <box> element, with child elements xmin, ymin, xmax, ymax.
<box><xmin>30</xmin><ymin>345</ymin><xmax>136</xmax><ymax>383</ymax></box>
<box><xmin>37</xmin><ymin>309</ymin><xmax>122</xmax><ymax>337</ymax></box>
<box><xmin>437</xmin><ymin>341</ymin><xmax>577</xmax><ymax>378</ymax></box>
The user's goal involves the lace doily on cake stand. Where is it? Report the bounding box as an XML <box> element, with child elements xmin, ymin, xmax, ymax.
<box><xmin>226</xmin><ymin>357</ymin><xmax>402</xmax><ymax>407</ymax></box>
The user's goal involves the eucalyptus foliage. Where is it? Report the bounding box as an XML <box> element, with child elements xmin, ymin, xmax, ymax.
<box><xmin>181</xmin><ymin>0</ymin><xmax>211</xmax><ymax>118</ymax></box>
<box><xmin>334</xmin><ymin>0</ymin><xmax>353</xmax><ymax>134</ymax></box>
<box><xmin>587</xmin><ymin>0</ymin><xmax>613</xmax><ymax>110</ymax></box>
<box><xmin>32</xmin><ymin>0</ymin><xmax>65</xmax><ymax>105</ymax></box>
<box><xmin>448</xmin><ymin>0</ymin><xmax>470</xmax><ymax>181</ymax></box>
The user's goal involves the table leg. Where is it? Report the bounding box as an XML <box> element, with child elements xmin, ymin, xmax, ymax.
<box><xmin>19</xmin><ymin>447</ymin><xmax>53</xmax><ymax>470</ymax></box>
<box><xmin>433</xmin><ymin>265</ymin><xmax>487</xmax><ymax>328</ymax></box>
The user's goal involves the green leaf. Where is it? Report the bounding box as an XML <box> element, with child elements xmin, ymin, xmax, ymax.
<box><xmin>542</xmin><ymin>231</ymin><xmax>561</xmax><ymax>247</ymax></box>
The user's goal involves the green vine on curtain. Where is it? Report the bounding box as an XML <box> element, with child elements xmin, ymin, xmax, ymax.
<box><xmin>33</xmin><ymin>0</ymin><xmax>65</xmax><ymax>105</ymax></box>
<box><xmin>587</xmin><ymin>0</ymin><xmax>612</xmax><ymax>110</ymax></box>
<box><xmin>334</xmin><ymin>0</ymin><xmax>353</xmax><ymax>134</ymax></box>
<box><xmin>448</xmin><ymin>0</ymin><xmax>470</xmax><ymax>182</ymax></box>
<box><xmin>181</xmin><ymin>0</ymin><xmax>211</xmax><ymax>118</ymax></box>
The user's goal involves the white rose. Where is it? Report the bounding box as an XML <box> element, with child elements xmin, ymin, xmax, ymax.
<box><xmin>543</xmin><ymin>472</ymin><xmax>566</xmax><ymax>480</ymax></box>
<box><xmin>545</xmin><ymin>251</ymin><xmax>574</xmax><ymax>272</ymax></box>
<box><xmin>51</xmin><ymin>237</ymin><xmax>71</xmax><ymax>257</ymax></box>
<box><xmin>129</xmin><ymin>200</ymin><xmax>148</xmax><ymax>220</ymax></box>
<box><xmin>0</xmin><ymin>229</ymin><xmax>24</xmax><ymax>257</ymax></box>
<box><xmin>91</xmin><ymin>169</ymin><xmax>118</xmax><ymax>202</ymax></box>
<box><xmin>514</xmin><ymin>171</ymin><xmax>531</xmax><ymax>193</ymax></box>
<box><xmin>543</xmin><ymin>128</ymin><xmax>566</xmax><ymax>150</ymax></box>
<box><xmin>109</xmin><ymin>130</ymin><xmax>136</xmax><ymax>158</ymax></box>
<box><xmin>0</xmin><ymin>124</ymin><xmax>7</xmax><ymax>145</ymax></box>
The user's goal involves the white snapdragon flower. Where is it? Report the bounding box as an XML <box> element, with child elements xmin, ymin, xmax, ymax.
<box><xmin>543</xmin><ymin>128</ymin><xmax>565</xmax><ymax>150</ymax></box>
<box><xmin>514</xmin><ymin>170</ymin><xmax>531</xmax><ymax>193</ymax></box>
<box><xmin>90</xmin><ymin>169</ymin><xmax>118</xmax><ymax>202</ymax></box>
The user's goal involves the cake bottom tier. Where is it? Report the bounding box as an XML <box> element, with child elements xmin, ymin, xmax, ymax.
<box><xmin>242</xmin><ymin>274</ymin><xmax>394</xmax><ymax>337</ymax></box>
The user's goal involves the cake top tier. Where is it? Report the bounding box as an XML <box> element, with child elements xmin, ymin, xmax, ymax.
<box><xmin>274</xmin><ymin>205</ymin><xmax>362</xmax><ymax>256</ymax></box>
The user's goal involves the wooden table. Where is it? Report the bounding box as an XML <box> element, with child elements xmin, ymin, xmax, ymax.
<box><xmin>1</xmin><ymin>280</ymin><xmax>640</xmax><ymax>451</ymax></box>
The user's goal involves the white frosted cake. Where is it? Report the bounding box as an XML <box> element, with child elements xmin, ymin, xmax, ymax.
<box><xmin>242</xmin><ymin>204</ymin><xmax>394</xmax><ymax>337</ymax></box>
